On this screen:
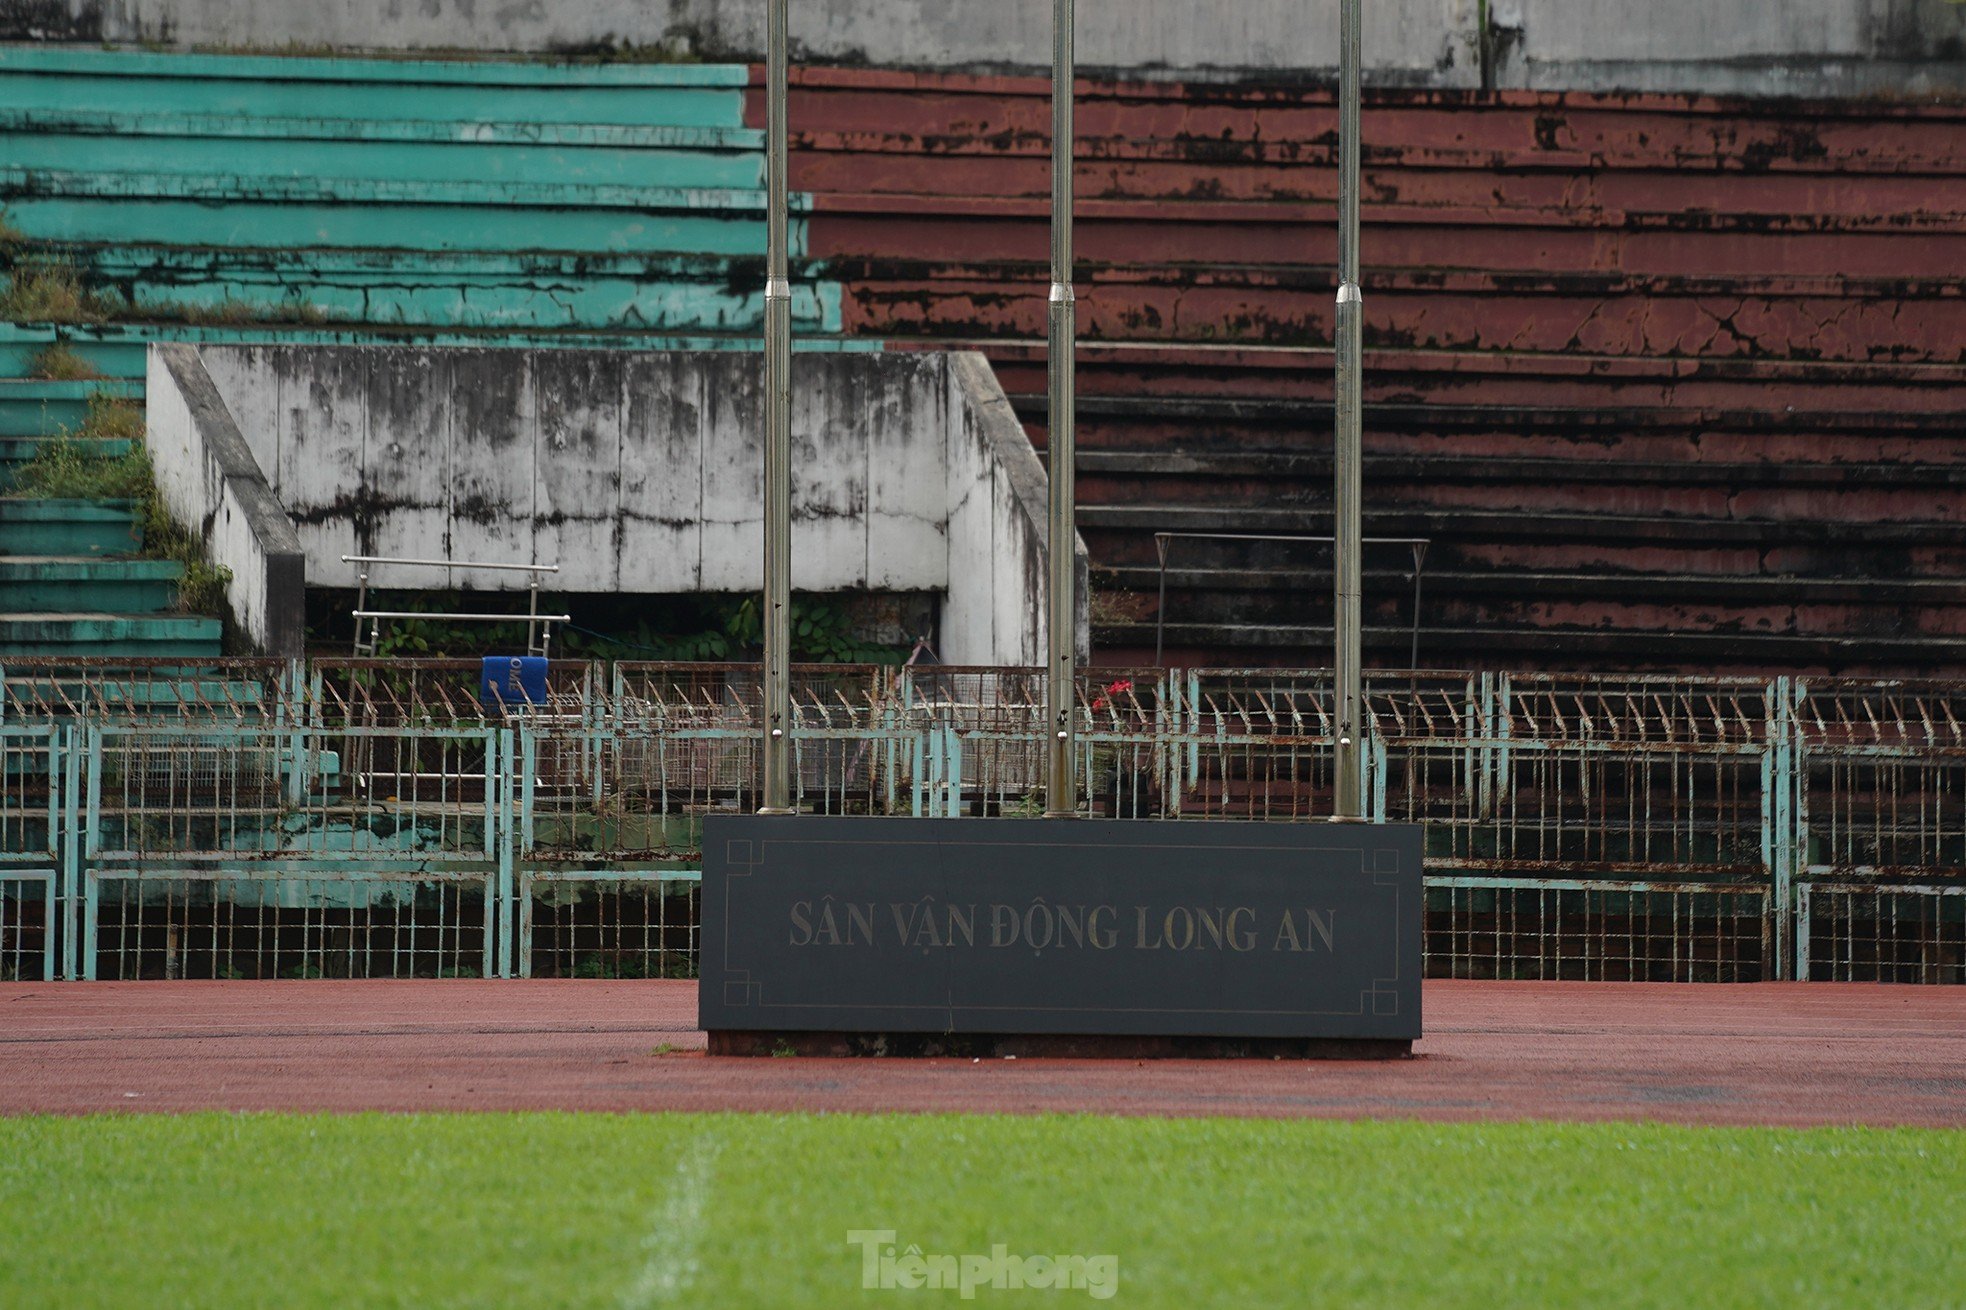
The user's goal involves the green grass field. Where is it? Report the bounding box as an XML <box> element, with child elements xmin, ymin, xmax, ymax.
<box><xmin>2</xmin><ymin>1114</ymin><xmax>1960</xmax><ymax>1308</ymax></box>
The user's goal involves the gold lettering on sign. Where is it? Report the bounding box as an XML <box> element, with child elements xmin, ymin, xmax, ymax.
<box><xmin>1273</xmin><ymin>909</ymin><xmax>1339</xmax><ymax>952</ymax></box>
<box><xmin>791</xmin><ymin>897</ymin><xmax>1335</xmax><ymax>954</ymax></box>
<box><xmin>788</xmin><ymin>898</ymin><xmax>877</xmax><ymax>947</ymax></box>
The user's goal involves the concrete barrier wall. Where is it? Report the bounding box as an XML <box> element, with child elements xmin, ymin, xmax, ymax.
<box><xmin>944</xmin><ymin>353</ymin><xmax>1089</xmax><ymax>667</ymax></box>
<box><xmin>146</xmin><ymin>344</ymin><xmax>307</xmax><ymax>656</ymax></box>
<box><xmin>39</xmin><ymin>1</ymin><xmax>1481</xmax><ymax>85</ymax></box>
<box><xmin>1490</xmin><ymin>0</ymin><xmax>1966</xmax><ymax>98</ymax></box>
<box><xmin>191</xmin><ymin>345</ymin><xmax>1082</xmax><ymax>665</ymax></box>
<box><xmin>21</xmin><ymin>0</ymin><xmax>1965</xmax><ymax>96</ymax></box>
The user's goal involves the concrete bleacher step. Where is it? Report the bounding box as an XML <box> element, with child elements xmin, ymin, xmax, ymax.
<box><xmin>0</xmin><ymin>48</ymin><xmax>752</xmax><ymax>126</ymax></box>
<box><xmin>0</xmin><ymin>556</ymin><xmax>181</xmax><ymax>612</ymax></box>
<box><xmin>0</xmin><ymin>324</ymin><xmax>882</xmax><ymax>381</ymax></box>
<box><xmin>0</xmin><ymin>113</ymin><xmax>765</xmax><ymax>188</ymax></box>
<box><xmin>0</xmin><ymin>328</ymin><xmax>146</xmax><ymax>380</ymax></box>
<box><xmin>0</xmin><ymin>170</ymin><xmax>775</xmax><ymax>254</ymax></box>
<box><xmin>0</xmin><ymin>380</ymin><xmax>144</xmax><ymax>437</ymax></box>
<box><xmin>0</xmin><ymin>47</ymin><xmax>842</xmax><ymax>332</ymax></box>
<box><xmin>1106</xmin><ymin>620</ymin><xmax>1966</xmax><ymax>668</ymax></box>
<box><xmin>0</xmin><ymin>497</ymin><xmax>142</xmax><ymax>556</ymax></box>
<box><xmin>0</xmin><ymin>612</ymin><xmax>222</xmax><ymax>656</ymax></box>
<box><xmin>0</xmin><ymin>437</ymin><xmax>137</xmax><ymax>492</ymax></box>
<box><xmin>1077</xmin><ymin>503</ymin><xmax>1962</xmax><ymax>551</ymax></box>
<box><xmin>55</xmin><ymin>246</ymin><xmax>836</xmax><ymax>335</ymax></box>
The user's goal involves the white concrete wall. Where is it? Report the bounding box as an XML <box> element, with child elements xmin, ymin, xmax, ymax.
<box><xmin>1490</xmin><ymin>0</ymin><xmax>1966</xmax><ymax>98</ymax></box>
<box><xmin>146</xmin><ymin>344</ymin><xmax>307</xmax><ymax>655</ymax></box>
<box><xmin>196</xmin><ymin>344</ymin><xmax>1078</xmax><ymax>664</ymax></box>
<box><xmin>943</xmin><ymin>353</ymin><xmax>1087</xmax><ymax>666</ymax></box>
<box><xmin>35</xmin><ymin>0</ymin><xmax>1966</xmax><ymax>95</ymax></box>
<box><xmin>62</xmin><ymin>0</ymin><xmax>1481</xmax><ymax>85</ymax></box>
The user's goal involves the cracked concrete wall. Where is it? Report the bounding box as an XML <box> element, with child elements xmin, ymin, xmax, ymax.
<box><xmin>27</xmin><ymin>0</ymin><xmax>1966</xmax><ymax>95</ymax></box>
<box><xmin>52</xmin><ymin>0</ymin><xmax>1481</xmax><ymax>84</ymax></box>
<box><xmin>193</xmin><ymin>344</ymin><xmax>1069</xmax><ymax>664</ymax></box>
<box><xmin>1489</xmin><ymin>0</ymin><xmax>1966</xmax><ymax>97</ymax></box>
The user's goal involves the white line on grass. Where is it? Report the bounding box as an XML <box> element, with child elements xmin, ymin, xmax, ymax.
<box><xmin>622</xmin><ymin>1132</ymin><xmax>722</xmax><ymax>1308</ymax></box>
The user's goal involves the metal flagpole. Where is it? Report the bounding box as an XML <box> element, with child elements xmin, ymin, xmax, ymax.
<box><xmin>1044</xmin><ymin>0</ymin><xmax>1079</xmax><ymax>818</ymax></box>
<box><xmin>1333</xmin><ymin>0</ymin><xmax>1366</xmax><ymax>819</ymax></box>
<box><xmin>760</xmin><ymin>0</ymin><xmax>794</xmax><ymax>814</ymax></box>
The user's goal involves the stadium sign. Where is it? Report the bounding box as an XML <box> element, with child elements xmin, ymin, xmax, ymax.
<box><xmin>700</xmin><ymin>816</ymin><xmax>1422</xmax><ymax>1046</ymax></box>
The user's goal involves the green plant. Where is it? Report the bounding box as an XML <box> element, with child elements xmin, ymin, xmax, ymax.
<box><xmin>78</xmin><ymin>392</ymin><xmax>144</xmax><ymax>441</ymax></box>
<box><xmin>435</xmin><ymin>965</ymin><xmax>482</xmax><ymax>979</ymax></box>
<box><xmin>282</xmin><ymin>963</ymin><xmax>325</xmax><ymax>980</ymax></box>
<box><xmin>648</xmin><ymin>1042</ymin><xmax>682</xmax><ymax>1057</ymax></box>
<box><xmin>10</xmin><ymin>435</ymin><xmax>152</xmax><ymax>501</ymax></box>
<box><xmin>139</xmin><ymin>491</ymin><xmax>234</xmax><ymax>615</ymax></box>
<box><xmin>0</xmin><ymin>262</ymin><xmax>122</xmax><ymax>324</ymax></box>
<box><xmin>12</xmin><ymin>414</ymin><xmax>240</xmax><ymax>618</ymax></box>
<box><xmin>571</xmin><ymin>952</ymin><xmax>650</xmax><ymax>980</ymax></box>
<box><xmin>0</xmin><ymin>210</ymin><xmax>25</xmax><ymax>248</ymax></box>
<box><xmin>726</xmin><ymin>596</ymin><xmax>905</xmax><ymax>664</ymax></box>
<box><xmin>770</xmin><ymin>1041</ymin><xmax>798</xmax><ymax>1058</ymax></box>
<box><xmin>1003</xmin><ymin>791</ymin><xmax>1046</xmax><ymax>818</ymax></box>
<box><xmin>24</xmin><ymin>343</ymin><xmax>104</xmax><ymax>381</ymax></box>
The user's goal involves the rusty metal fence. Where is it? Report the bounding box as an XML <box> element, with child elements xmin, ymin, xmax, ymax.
<box><xmin>2</xmin><ymin>659</ymin><xmax>1960</xmax><ymax>983</ymax></box>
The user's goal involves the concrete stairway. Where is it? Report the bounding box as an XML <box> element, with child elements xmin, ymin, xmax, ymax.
<box><xmin>0</xmin><ymin>353</ymin><xmax>221</xmax><ymax>658</ymax></box>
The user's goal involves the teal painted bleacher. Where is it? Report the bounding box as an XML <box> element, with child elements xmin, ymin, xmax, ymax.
<box><xmin>0</xmin><ymin>47</ymin><xmax>838</xmax><ymax>334</ymax></box>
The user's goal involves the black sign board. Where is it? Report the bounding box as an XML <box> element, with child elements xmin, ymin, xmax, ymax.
<box><xmin>700</xmin><ymin>817</ymin><xmax>1422</xmax><ymax>1042</ymax></box>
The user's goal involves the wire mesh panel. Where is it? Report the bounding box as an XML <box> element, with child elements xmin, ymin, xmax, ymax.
<box><xmin>1799</xmin><ymin>884</ymin><xmax>1966</xmax><ymax>984</ymax></box>
<box><xmin>87</xmin><ymin>724</ymin><xmax>500</xmax><ymax>863</ymax></box>
<box><xmin>1426</xmin><ymin>879</ymin><xmax>1772</xmax><ymax>982</ymax></box>
<box><xmin>89</xmin><ymin>872</ymin><xmax>493</xmax><ymax>980</ymax></box>
<box><xmin>1465</xmin><ymin>675</ymin><xmax>1770</xmax><ymax>876</ymax></box>
<box><xmin>1175</xmin><ymin>669</ymin><xmax>1338</xmax><ymax>820</ymax></box>
<box><xmin>310</xmin><ymin>658</ymin><xmax>601</xmax><ymax>729</ymax></box>
<box><xmin>1794</xmin><ymin>683</ymin><xmax>1966</xmax><ymax>984</ymax></box>
<box><xmin>0</xmin><ymin>657</ymin><xmax>292</xmax><ymax>723</ymax></box>
<box><xmin>522</xmin><ymin>873</ymin><xmax>699</xmax><ymax>979</ymax></box>
<box><xmin>0</xmin><ymin>873</ymin><xmax>54</xmax><ymax>981</ymax></box>
<box><xmin>1797</xmin><ymin>681</ymin><xmax>1966</xmax><ymax>877</ymax></box>
<box><xmin>0</xmin><ymin>725</ymin><xmax>60</xmax><ymax>869</ymax></box>
<box><xmin>1</xmin><ymin>726</ymin><xmax>64</xmax><ymax>980</ymax></box>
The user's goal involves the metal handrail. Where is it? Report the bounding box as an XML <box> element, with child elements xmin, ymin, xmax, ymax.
<box><xmin>342</xmin><ymin>556</ymin><xmax>558</xmax><ymax>574</ymax></box>
<box><xmin>1152</xmin><ymin>532</ymin><xmax>1431</xmax><ymax>669</ymax></box>
<box><xmin>342</xmin><ymin>555</ymin><xmax>563</xmax><ymax>659</ymax></box>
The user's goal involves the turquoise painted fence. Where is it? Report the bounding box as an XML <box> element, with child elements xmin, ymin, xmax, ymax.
<box><xmin>1</xmin><ymin>659</ymin><xmax>1960</xmax><ymax>984</ymax></box>
<box><xmin>0</xmin><ymin>48</ymin><xmax>844</xmax><ymax>335</ymax></box>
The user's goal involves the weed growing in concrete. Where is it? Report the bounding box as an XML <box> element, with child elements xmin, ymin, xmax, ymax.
<box><xmin>13</xmin><ymin>422</ymin><xmax>235</xmax><ymax>615</ymax></box>
<box><xmin>11</xmin><ymin>434</ymin><xmax>152</xmax><ymax>501</ymax></box>
<box><xmin>77</xmin><ymin>393</ymin><xmax>145</xmax><ymax>441</ymax></box>
<box><xmin>0</xmin><ymin>263</ymin><xmax>122</xmax><ymax>324</ymax></box>
<box><xmin>24</xmin><ymin>343</ymin><xmax>105</xmax><ymax>381</ymax></box>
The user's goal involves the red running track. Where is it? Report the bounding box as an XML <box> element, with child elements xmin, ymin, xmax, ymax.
<box><xmin>2</xmin><ymin>980</ymin><xmax>1961</xmax><ymax>1127</ymax></box>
